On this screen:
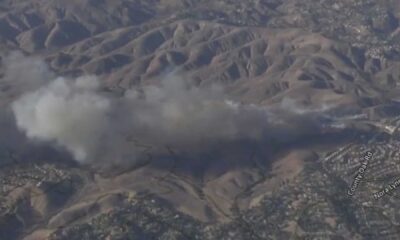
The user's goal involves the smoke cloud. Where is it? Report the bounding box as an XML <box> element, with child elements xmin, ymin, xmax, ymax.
<box><xmin>12</xmin><ymin>76</ymin><xmax>111</xmax><ymax>161</ymax></box>
<box><xmin>1</xmin><ymin>51</ymin><xmax>54</xmax><ymax>95</ymax></box>
<box><xmin>7</xmin><ymin>53</ymin><xmax>342</xmax><ymax>165</ymax></box>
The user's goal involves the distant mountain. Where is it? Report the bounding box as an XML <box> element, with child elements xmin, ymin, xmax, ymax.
<box><xmin>1</xmin><ymin>0</ymin><xmax>400</xmax><ymax>239</ymax></box>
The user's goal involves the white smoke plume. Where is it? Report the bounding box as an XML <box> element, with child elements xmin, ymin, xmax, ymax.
<box><xmin>12</xmin><ymin>76</ymin><xmax>110</xmax><ymax>161</ymax></box>
<box><xmin>2</xmin><ymin>51</ymin><xmax>54</xmax><ymax>94</ymax></box>
<box><xmin>12</xmin><ymin>75</ymin><xmax>273</xmax><ymax>163</ymax></box>
<box><xmin>7</xmin><ymin>53</ymin><xmax>342</xmax><ymax>165</ymax></box>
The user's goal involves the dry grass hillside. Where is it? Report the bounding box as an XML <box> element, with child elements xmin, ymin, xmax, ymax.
<box><xmin>1</xmin><ymin>0</ymin><xmax>400</xmax><ymax>239</ymax></box>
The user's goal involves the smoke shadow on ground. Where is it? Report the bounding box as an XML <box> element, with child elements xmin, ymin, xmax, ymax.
<box><xmin>0</xmin><ymin>108</ymin><xmax>78</xmax><ymax>169</ymax></box>
<box><xmin>94</xmin><ymin>127</ymin><xmax>365</xmax><ymax>181</ymax></box>
<box><xmin>0</xmin><ymin>95</ymin><xmax>367</xmax><ymax>185</ymax></box>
